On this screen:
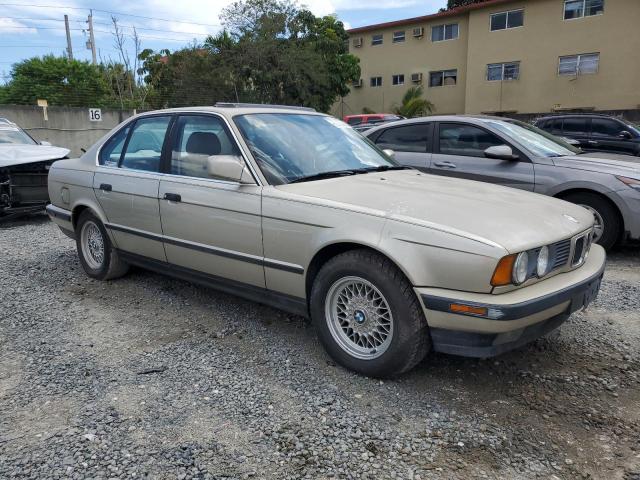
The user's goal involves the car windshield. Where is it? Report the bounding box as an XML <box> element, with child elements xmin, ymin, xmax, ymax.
<box><xmin>488</xmin><ymin>119</ymin><xmax>580</xmax><ymax>157</ymax></box>
<box><xmin>234</xmin><ymin>113</ymin><xmax>397</xmax><ymax>184</ymax></box>
<box><xmin>0</xmin><ymin>128</ymin><xmax>37</xmax><ymax>145</ymax></box>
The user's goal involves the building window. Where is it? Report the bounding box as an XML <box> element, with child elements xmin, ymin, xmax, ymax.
<box><xmin>370</xmin><ymin>76</ymin><xmax>383</xmax><ymax>87</ymax></box>
<box><xmin>487</xmin><ymin>62</ymin><xmax>520</xmax><ymax>81</ymax></box>
<box><xmin>392</xmin><ymin>74</ymin><xmax>405</xmax><ymax>86</ymax></box>
<box><xmin>564</xmin><ymin>0</ymin><xmax>604</xmax><ymax>20</ymax></box>
<box><xmin>490</xmin><ymin>9</ymin><xmax>524</xmax><ymax>31</ymax></box>
<box><xmin>558</xmin><ymin>53</ymin><xmax>599</xmax><ymax>75</ymax></box>
<box><xmin>429</xmin><ymin>69</ymin><xmax>457</xmax><ymax>87</ymax></box>
<box><xmin>392</xmin><ymin>31</ymin><xmax>405</xmax><ymax>43</ymax></box>
<box><xmin>431</xmin><ymin>23</ymin><xmax>459</xmax><ymax>42</ymax></box>
<box><xmin>371</xmin><ymin>34</ymin><xmax>383</xmax><ymax>46</ymax></box>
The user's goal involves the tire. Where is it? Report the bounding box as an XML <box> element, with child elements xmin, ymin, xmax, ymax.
<box><xmin>562</xmin><ymin>192</ymin><xmax>621</xmax><ymax>251</ymax></box>
<box><xmin>75</xmin><ymin>210</ymin><xmax>129</xmax><ymax>280</ymax></box>
<box><xmin>310</xmin><ymin>249</ymin><xmax>430</xmax><ymax>378</ymax></box>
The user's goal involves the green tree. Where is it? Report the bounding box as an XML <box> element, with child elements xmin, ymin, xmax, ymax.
<box><xmin>446</xmin><ymin>0</ymin><xmax>487</xmax><ymax>9</ymax></box>
<box><xmin>392</xmin><ymin>86</ymin><xmax>434</xmax><ymax>118</ymax></box>
<box><xmin>1</xmin><ymin>55</ymin><xmax>110</xmax><ymax>107</ymax></box>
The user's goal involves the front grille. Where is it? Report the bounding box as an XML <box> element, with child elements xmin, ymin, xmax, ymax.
<box><xmin>552</xmin><ymin>238</ymin><xmax>571</xmax><ymax>269</ymax></box>
<box><xmin>572</xmin><ymin>235</ymin><xmax>586</xmax><ymax>266</ymax></box>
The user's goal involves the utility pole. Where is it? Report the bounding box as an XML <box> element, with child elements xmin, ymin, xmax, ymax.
<box><xmin>86</xmin><ymin>10</ymin><xmax>97</xmax><ymax>65</ymax></box>
<box><xmin>64</xmin><ymin>15</ymin><xmax>73</xmax><ymax>60</ymax></box>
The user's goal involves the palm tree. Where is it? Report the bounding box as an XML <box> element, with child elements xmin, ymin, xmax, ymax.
<box><xmin>393</xmin><ymin>86</ymin><xmax>434</xmax><ymax>118</ymax></box>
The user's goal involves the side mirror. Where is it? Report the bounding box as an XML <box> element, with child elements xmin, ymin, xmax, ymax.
<box><xmin>40</xmin><ymin>140</ymin><xmax>52</xmax><ymax>146</ymax></box>
<box><xmin>484</xmin><ymin>145</ymin><xmax>519</xmax><ymax>161</ymax></box>
<box><xmin>382</xmin><ymin>148</ymin><xmax>396</xmax><ymax>160</ymax></box>
<box><xmin>618</xmin><ymin>130</ymin><xmax>633</xmax><ymax>140</ymax></box>
<box><xmin>206</xmin><ymin>155</ymin><xmax>255</xmax><ymax>184</ymax></box>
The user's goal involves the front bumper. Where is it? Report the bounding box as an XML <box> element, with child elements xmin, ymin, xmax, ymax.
<box><xmin>417</xmin><ymin>245</ymin><xmax>606</xmax><ymax>358</ymax></box>
<box><xmin>616</xmin><ymin>187</ymin><xmax>640</xmax><ymax>242</ymax></box>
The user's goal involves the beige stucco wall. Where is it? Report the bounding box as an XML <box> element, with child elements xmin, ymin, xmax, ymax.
<box><xmin>465</xmin><ymin>0</ymin><xmax>640</xmax><ymax>114</ymax></box>
<box><xmin>339</xmin><ymin>0</ymin><xmax>640</xmax><ymax>117</ymax></box>
<box><xmin>337</xmin><ymin>14</ymin><xmax>469</xmax><ymax>117</ymax></box>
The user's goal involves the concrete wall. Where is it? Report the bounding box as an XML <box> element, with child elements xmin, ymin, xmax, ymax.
<box><xmin>0</xmin><ymin>105</ymin><xmax>135</xmax><ymax>157</ymax></box>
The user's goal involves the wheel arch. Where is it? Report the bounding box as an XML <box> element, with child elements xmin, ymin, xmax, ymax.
<box><xmin>554</xmin><ymin>187</ymin><xmax>625</xmax><ymax>238</ymax></box>
<box><xmin>305</xmin><ymin>242</ymin><xmax>413</xmax><ymax>301</ymax></box>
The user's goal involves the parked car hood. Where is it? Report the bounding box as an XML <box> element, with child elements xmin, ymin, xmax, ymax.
<box><xmin>553</xmin><ymin>153</ymin><xmax>640</xmax><ymax>179</ymax></box>
<box><xmin>278</xmin><ymin>170</ymin><xmax>593</xmax><ymax>253</ymax></box>
<box><xmin>0</xmin><ymin>144</ymin><xmax>70</xmax><ymax>168</ymax></box>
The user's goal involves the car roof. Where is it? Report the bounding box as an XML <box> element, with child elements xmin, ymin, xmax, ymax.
<box><xmin>536</xmin><ymin>113</ymin><xmax>626</xmax><ymax>120</ymax></box>
<box><xmin>136</xmin><ymin>104</ymin><xmax>322</xmax><ymax>118</ymax></box>
<box><xmin>363</xmin><ymin>114</ymin><xmax>510</xmax><ymax>134</ymax></box>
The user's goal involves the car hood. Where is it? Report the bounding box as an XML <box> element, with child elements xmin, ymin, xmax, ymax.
<box><xmin>278</xmin><ymin>170</ymin><xmax>593</xmax><ymax>253</ymax></box>
<box><xmin>0</xmin><ymin>144</ymin><xmax>70</xmax><ymax>168</ymax></box>
<box><xmin>553</xmin><ymin>153</ymin><xmax>640</xmax><ymax>179</ymax></box>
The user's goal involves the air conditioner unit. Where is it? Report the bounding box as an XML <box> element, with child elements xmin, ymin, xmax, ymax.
<box><xmin>411</xmin><ymin>73</ymin><xmax>423</xmax><ymax>83</ymax></box>
<box><xmin>353</xmin><ymin>37</ymin><xmax>363</xmax><ymax>48</ymax></box>
<box><xmin>412</xmin><ymin>27</ymin><xmax>424</xmax><ymax>38</ymax></box>
<box><xmin>352</xmin><ymin>78</ymin><xmax>363</xmax><ymax>87</ymax></box>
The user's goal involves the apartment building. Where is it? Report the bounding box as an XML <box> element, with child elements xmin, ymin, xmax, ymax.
<box><xmin>337</xmin><ymin>0</ymin><xmax>640</xmax><ymax>118</ymax></box>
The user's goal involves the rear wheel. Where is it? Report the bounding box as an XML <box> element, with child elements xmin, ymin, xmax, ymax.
<box><xmin>562</xmin><ymin>192</ymin><xmax>621</xmax><ymax>251</ymax></box>
<box><xmin>75</xmin><ymin>210</ymin><xmax>129</xmax><ymax>280</ymax></box>
<box><xmin>310</xmin><ymin>249</ymin><xmax>430</xmax><ymax>378</ymax></box>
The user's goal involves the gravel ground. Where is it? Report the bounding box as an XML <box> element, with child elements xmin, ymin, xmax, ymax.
<box><xmin>1</xmin><ymin>215</ymin><xmax>639</xmax><ymax>480</ymax></box>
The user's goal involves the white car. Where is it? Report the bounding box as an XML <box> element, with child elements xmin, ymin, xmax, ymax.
<box><xmin>0</xmin><ymin>118</ymin><xmax>69</xmax><ymax>220</ymax></box>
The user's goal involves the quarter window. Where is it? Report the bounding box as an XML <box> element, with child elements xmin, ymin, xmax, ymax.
<box><xmin>392</xmin><ymin>31</ymin><xmax>405</xmax><ymax>43</ymax></box>
<box><xmin>170</xmin><ymin>115</ymin><xmax>240</xmax><ymax>179</ymax></box>
<box><xmin>429</xmin><ymin>69</ymin><xmax>457</xmax><ymax>87</ymax></box>
<box><xmin>559</xmin><ymin>53</ymin><xmax>599</xmax><ymax>75</ymax></box>
<box><xmin>490</xmin><ymin>9</ymin><xmax>524</xmax><ymax>31</ymax></box>
<box><xmin>431</xmin><ymin>23</ymin><xmax>459</xmax><ymax>42</ymax></box>
<box><xmin>375</xmin><ymin>124</ymin><xmax>431</xmax><ymax>153</ymax></box>
<box><xmin>438</xmin><ymin>124</ymin><xmax>504</xmax><ymax>157</ymax></box>
<box><xmin>99</xmin><ymin>124</ymin><xmax>130</xmax><ymax>166</ymax></box>
<box><xmin>370</xmin><ymin>76</ymin><xmax>382</xmax><ymax>87</ymax></box>
<box><xmin>392</xmin><ymin>74</ymin><xmax>405</xmax><ymax>86</ymax></box>
<box><xmin>564</xmin><ymin>0</ymin><xmax>604</xmax><ymax>19</ymax></box>
<box><xmin>371</xmin><ymin>34</ymin><xmax>383</xmax><ymax>46</ymax></box>
<box><xmin>487</xmin><ymin>62</ymin><xmax>520</xmax><ymax>81</ymax></box>
<box><xmin>120</xmin><ymin>116</ymin><xmax>171</xmax><ymax>172</ymax></box>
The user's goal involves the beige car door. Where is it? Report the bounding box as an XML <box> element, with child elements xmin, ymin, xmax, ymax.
<box><xmin>93</xmin><ymin>115</ymin><xmax>172</xmax><ymax>261</ymax></box>
<box><xmin>158</xmin><ymin>114</ymin><xmax>265</xmax><ymax>288</ymax></box>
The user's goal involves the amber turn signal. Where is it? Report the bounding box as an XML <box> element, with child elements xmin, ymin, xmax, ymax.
<box><xmin>449</xmin><ymin>303</ymin><xmax>488</xmax><ymax>317</ymax></box>
<box><xmin>491</xmin><ymin>254</ymin><xmax>517</xmax><ymax>287</ymax></box>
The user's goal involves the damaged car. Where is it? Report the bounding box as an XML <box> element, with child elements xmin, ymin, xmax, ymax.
<box><xmin>0</xmin><ymin>118</ymin><xmax>70</xmax><ymax>221</ymax></box>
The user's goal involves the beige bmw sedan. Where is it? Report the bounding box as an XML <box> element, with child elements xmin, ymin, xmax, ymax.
<box><xmin>46</xmin><ymin>104</ymin><xmax>606</xmax><ymax>377</ymax></box>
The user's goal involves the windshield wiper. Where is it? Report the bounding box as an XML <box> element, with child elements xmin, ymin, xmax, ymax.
<box><xmin>353</xmin><ymin>165</ymin><xmax>411</xmax><ymax>173</ymax></box>
<box><xmin>289</xmin><ymin>170</ymin><xmax>357</xmax><ymax>184</ymax></box>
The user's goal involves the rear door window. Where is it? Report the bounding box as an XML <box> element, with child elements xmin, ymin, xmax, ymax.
<box><xmin>120</xmin><ymin>116</ymin><xmax>172</xmax><ymax>172</ymax></box>
<box><xmin>375</xmin><ymin>124</ymin><xmax>432</xmax><ymax>152</ymax></box>
<box><xmin>562</xmin><ymin>117</ymin><xmax>589</xmax><ymax>136</ymax></box>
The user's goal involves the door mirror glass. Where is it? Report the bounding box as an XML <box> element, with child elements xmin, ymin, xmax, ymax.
<box><xmin>619</xmin><ymin>130</ymin><xmax>633</xmax><ymax>140</ymax></box>
<box><xmin>484</xmin><ymin>145</ymin><xmax>518</xmax><ymax>160</ymax></box>
<box><xmin>382</xmin><ymin>148</ymin><xmax>395</xmax><ymax>159</ymax></box>
<box><xmin>207</xmin><ymin>155</ymin><xmax>254</xmax><ymax>184</ymax></box>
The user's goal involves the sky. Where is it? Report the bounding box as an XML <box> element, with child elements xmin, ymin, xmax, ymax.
<box><xmin>0</xmin><ymin>0</ymin><xmax>447</xmax><ymax>82</ymax></box>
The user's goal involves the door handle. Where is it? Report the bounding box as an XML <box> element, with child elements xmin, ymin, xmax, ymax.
<box><xmin>433</xmin><ymin>161</ymin><xmax>457</xmax><ymax>169</ymax></box>
<box><xmin>164</xmin><ymin>193</ymin><xmax>182</xmax><ymax>202</ymax></box>
<box><xmin>99</xmin><ymin>183</ymin><xmax>112</xmax><ymax>192</ymax></box>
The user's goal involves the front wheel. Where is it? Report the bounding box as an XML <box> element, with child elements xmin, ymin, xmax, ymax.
<box><xmin>310</xmin><ymin>249</ymin><xmax>430</xmax><ymax>378</ymax></box>
<box><xmin>75</xmin><ymin>210</ymin><xmax>129</xmax><ymax>280</ymax></box>
<box><xmin>562</xmin><ymin>192</ymin><xmax>621</xmax><ymax>251</ymax></box>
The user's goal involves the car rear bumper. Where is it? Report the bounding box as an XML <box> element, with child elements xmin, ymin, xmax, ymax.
<box><xmin>46</xmin><ymin>204</ymin><xmax>75</xmax><ymax>238</ymax></box>
<box><xmin>416</xmin><ymin>245</ymin><xmax>606</xmax><ymax>358</ymax></box>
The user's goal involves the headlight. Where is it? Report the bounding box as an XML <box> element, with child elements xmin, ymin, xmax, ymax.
<box><xmin>536</xmin><ymin>246</ymin><xmax>549</xmax><ymax>277</ymax></box>
<box><xmin>513</xmin><ymin>251</ymin><xmax>529</xmax><ymax>285</ymax></box>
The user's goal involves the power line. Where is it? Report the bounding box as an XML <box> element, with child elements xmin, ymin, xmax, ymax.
<box><xmin>0</xmin><ymin>3</ymin><xmax>222</xmax><ymax>28</ymax></box>
<box><xmin>93</xmin><ymin>29</ymin><xmax>201</xmax><ymax>43</ymax></box>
